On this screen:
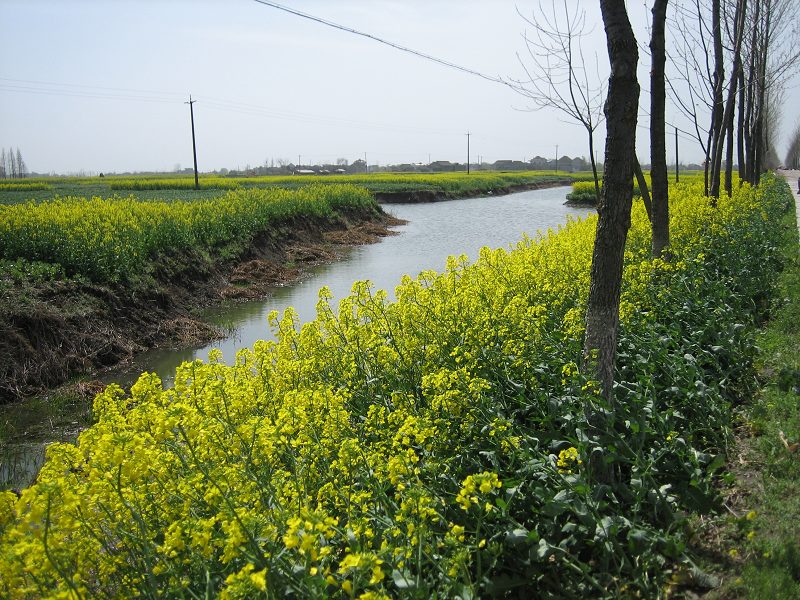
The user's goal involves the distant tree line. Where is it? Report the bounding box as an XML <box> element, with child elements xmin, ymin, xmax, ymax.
<box><xmin>0</xmin><ymin>148</ymin><xmax>28</xmax><ymax>179</ymax></box>
<box><xmin>785</xmin><ymin>122</ymin><xmax>800</xmax><ymax>170</ymax></box>
<box><xmin>216</xmin><ymin>155</ymin><xmax>599</xmax><ymax>177</ymax></box>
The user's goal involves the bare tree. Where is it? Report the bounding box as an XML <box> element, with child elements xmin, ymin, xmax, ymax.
<box><xmin>584</xmin><ymin>0</ymin><xmax>640</xmax><ymax>401</ymax></box>
<box><xmin>9</xmin><ymin>147</ymin><xmax>19</xmax><ymax>179</ymax></box>
<box><xmin>510</xmin><ymin>0</ymin><xmax>606</xmax><ymax>202</ymax></box>
<box><xmin>0</xmin><ymin>149</ymin><xmax>5</xmax><ymax>179</ymax></box>
<box><xmin>668</xmin><ymin>1</ymin><xmax>716</xmax><ymax>195</ymax></box>
<box><xmin>15</xmin><ymin>148</ymin><xmax>27</xmax><ymax>178</ymax></box>
<box><xmin>650</xmin><ymin>0</ymin><xmax>670</xmax><ymax>256</ymax></box>
<box><xmin>785</xmin><ymin>121</ymin><xmax>800</xmax><ymax>170</ymax></box>
<box><xmin>763</xmin><ymin>85</ymin><xmax>784</xmax><ymax>170</ymax></box>
<box><xmin>742</xmin><ymin>0</ymin><xmax>798</xmax><ymax>183</ymax></box>
<box><xmin>669</xmin><ymin>0</ymin><xmax>798</xmax><ymax>194</ymax></box>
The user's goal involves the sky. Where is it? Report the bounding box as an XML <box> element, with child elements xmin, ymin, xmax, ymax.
<box><xmin>1</xmin><ymin>0</ymin><xmax>799</xmax><ymax>175</ymax></box>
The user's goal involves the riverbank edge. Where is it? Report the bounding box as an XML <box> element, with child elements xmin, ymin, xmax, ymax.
<box><xmin>372</xmin><ymin>177</ymin><xmax>574</xmax><ymax>203</ymax></box>
<box><xmin>0</xmin><ymin>204</ymin><xmax>403</xmax><ymax>404</ymax></box>
<box><xmin>687</xmin><ymin>176</ymin><xmax>800</xmax><ymax>597</ymax></box>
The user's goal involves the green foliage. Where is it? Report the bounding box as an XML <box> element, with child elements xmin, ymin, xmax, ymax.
<box><xmin>241</xmin><ymin>171</ymin><xmax>571</xmax><ymax>196</ymax></box>
<box><xmin>0</xmin><ymin>185</ymin><xmax>377</xmax><ymax>283</ymax></box>
<box><xmin>0</xmin><ymin>183</ymin><xmax>51</xmax><ymax>192</ymax></box>
<box><xmin>728</xmin><ymin>191</ymin><xmax>800</xmax><ymax>597</ymax></box>
<box><xmin>109</xmin><ymin>178</ymin><xmax>241</xmax><ymax>191</ymax></box>
<box><xmin>0</xmin><ymin>177</ymin><xmax>790</xmax><ymax>598</ymax></box>
<box><xmin>0</xmin><ymin>172</ymin><xmax>573</xmax><ymax>205</ymax></box>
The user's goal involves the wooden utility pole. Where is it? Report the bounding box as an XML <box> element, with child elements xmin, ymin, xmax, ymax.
<box><xmin>185</xmin><ymin>95</ymin><xmax>199</xmax><ymax>190</ymax></box>
<box><xmin>466</xmin><ymin>132</ymin><xmax>471</xmax><ymax>174</ymax></box>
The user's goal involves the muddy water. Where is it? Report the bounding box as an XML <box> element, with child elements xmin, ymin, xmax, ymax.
<box><xmin>0</xmin><ymin>186</ymin><xmax>593</xmax><ymax>488</ymax></box>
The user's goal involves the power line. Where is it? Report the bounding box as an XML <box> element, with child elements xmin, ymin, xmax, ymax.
<box><xmin>0</xmin><ymin>75</ymin><xmax>468</xmax><ymax>138</ymax></box>
<box><xmin>251</xmin><ymin>0</ymin><xmax>709</xmax><ymax>159</ymax></box>
<box><xmin>0</xmin><ymin>76</ymin><xmax>182</xmax><ymax>98</ymax></box>
<box><xmin>197</xmin><ymin>97</ymin><xmax>461</xmax><ymax>137</ymax></box>
<box><xmin>250</xmin><ymin>0</ymin><xmax>512</xmax><ymax>88</ymax></box>
<box><xmin>0</xmin><ymin>83</ymin><xmax>178</xmax><ymax>104</ymax></box>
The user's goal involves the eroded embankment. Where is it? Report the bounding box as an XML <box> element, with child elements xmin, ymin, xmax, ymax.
<box><xmin>0</xmin><ymin>206</ymin><xmax>403</xmax><ymax>403</ymax></box>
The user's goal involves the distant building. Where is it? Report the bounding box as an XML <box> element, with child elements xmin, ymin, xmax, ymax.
<box><xmin>530</xmin><ymin>156</ymin><xmax>549</xmax><ymax>168</ymax></box>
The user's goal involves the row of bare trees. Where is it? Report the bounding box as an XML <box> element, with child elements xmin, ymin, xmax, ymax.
<box><xmin>671</xmin><ymin>0</ymin><xmax>799</xmax><ymax>197</ymax></box>
<box><xmin>0</xmin><ymin>147</ymin><xmax>28</xmax><ymax>179</ymax></box>
<box><xmin>512</xmin><ymin>0</ymin><xmax>798</xmax><ymax>405</ymax></box>
<box><xmin>785</xmin><ymin>122</ymin><xmax>800</xmax><ymax>170</ymax></box>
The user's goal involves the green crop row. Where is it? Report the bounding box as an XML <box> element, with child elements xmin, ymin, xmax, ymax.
<box><xmin>109</xmin><ymin>178</ymin><xmax>241</xmax><ymax>191</ymax></box>
<box><xmin>0</xmin><ymin>183</ymin><xmax>51</xmax><ymax>192</ymax></box>
<box><xmin>0</xmin><ymin>185</ymin><xmax>377</xmax><ymax>283</ymax></box>
<box><xmin>0</xmin><ymin>172</ymin><xmax>572</xmax><ymax>206</ymax></box>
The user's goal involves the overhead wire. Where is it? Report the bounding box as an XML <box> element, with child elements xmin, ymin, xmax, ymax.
<box><xmin>2</xmin><ymin>3</ymin><xmax>716</xmax><ymax>164</ymax></box>
<box><xmin>250</xmin><ymin>0</ymin><xmax>710</xmax><ymax>162</ymax></box>
<box><xmin>0</xmin><ymin>82</ymin><xmax>179</xmax><ymax>104</ymax></box>
<box><xmin>0</xmin><ymin>76</ymin><xmax>465</xmax><ymax>139</ymax></box>
<box><xmin>250</xmin><ymin>0</ymin><xmax>514</xmax><ymax>89</ymax></box>
<box><xmin>0</xmin><ymin>76</ymin><xmax>184</xmax><ymax>99</ymax></box>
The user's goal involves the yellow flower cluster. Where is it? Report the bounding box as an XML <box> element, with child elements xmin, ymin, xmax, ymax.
<box><xmin>0</xmin><ymin>174</ymin><xmax>780</xmax><ymax>597</ymax></box>
<box><xmin>455</xmin><ymin>472</ymin><xmax>503</xmax><ymax>511</ymax></box>
<box><xmin>556</xmin><ymin>447</ymin><xmax>583</xmax><ymax>474</ymax></box>
<box><xmin>245</xmin><ymin>170</ymin><xmax>568</xmax><ymax>195</ymax></box>
<box><xmin>0</xmin><ymin>184</ymin><xmax>375</xmax><ymax>281</ymax></box>
<box><xmin>108</xmin><ymin>177</ymin><xmax>240</xmax><ymax>190</ymax></box>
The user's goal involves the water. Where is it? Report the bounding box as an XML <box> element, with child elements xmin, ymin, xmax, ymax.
<box><xmin>106</xmin><ymin>186</ymin><xmax>592</xmax><ymax>386</ymax></box>
<box><xmin>1</xmin><ymin>186</ymin><xmax>592</xmax><ymax>488</ymax></box>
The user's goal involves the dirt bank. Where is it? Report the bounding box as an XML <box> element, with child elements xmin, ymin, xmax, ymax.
<box><xmin>373</xmin><ymin>178</ymin><xmax>573</xmax><ymax>203</ymax></box>
<box><xmin>0</xmin><ymin>207</ymin><xmax>404</xmax><ymax>403</ymax></box>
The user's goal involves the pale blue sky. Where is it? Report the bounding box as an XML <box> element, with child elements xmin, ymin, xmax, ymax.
<box><xmin>1</xmin><ymin>0</ymin><xmax>798</xmax><ymax>174</ymax></box>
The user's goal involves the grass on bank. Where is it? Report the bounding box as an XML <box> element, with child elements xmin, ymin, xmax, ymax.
<box><xmin>698</xmin><ymin>195</ymin><xmax>800</xmax><ymax>598</ymax></box>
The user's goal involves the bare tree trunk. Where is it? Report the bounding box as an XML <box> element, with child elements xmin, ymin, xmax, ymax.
<box><xmin>752</xmin><ymin>1</ymin><xmax>772</xmax><ymax>185</ymax></box>
<box><xmin>583</xmin><ymin>0</ymin><xmax>639</xmax><ymax>402</ymax></box>
<box><xmin>588</xmin><ymin>131</ymin><xmax>601</xmax><ymax>204</ymax></box>
<box><xmin>725</xmin><ymin>108</ymin><xmax>736</xmax><ymax>194</ymax></box>
<box><xmin>634</xmin><ymin>158</ymin><xmax>653</xmax><ymax>222</ymax></box>
<box><xmin>650</xmin><ymin>0</ymin><xmax>670</xmax><ymax>256</ymax></box>
<box><xmin>708</xmin><ymin>0</ymin><xmax>725</xmax><ymax>200</ymax></box>
<box><xmin>743</xmin><ymin>0</ymin><xmax>760</xmax><ymax>183</ymax></box>
<box><xmin>713</xmin><ymin>0</ymin><xmax>747</xmax><ymax>196</ymax></box>
<box><xmin>737</xmin><ymin>69</ymin><xmax>746</xmax><ymax>182</ymax></box>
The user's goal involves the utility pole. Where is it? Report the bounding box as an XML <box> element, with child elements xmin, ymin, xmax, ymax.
<box><xmin>298</xmin><ymin>155</ymin><xmax>301</xmax><ymax>167</ymax></box>
<box><xmin>555</xmin><ymin>144</ymin><xmax>559</xmax><ymax>173</ymax></box>
<box><xmin>364</xmin><ymin>152</ymin><xmax>368</xmax><ymax>174</ymax></box>
<box><xmin>675</xmin><ymin>126</ymin><xmax>679</xmax><ymax>182</ymax></box>
<box><xmin>466</xmin><ymin>132</ymin><xmax>471</xmax><ymax>174</ymax></box>
<box><xmin>185</xmin><ymin>95</ymin><xmax>199</xmax><ymax>190</ymax></box>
